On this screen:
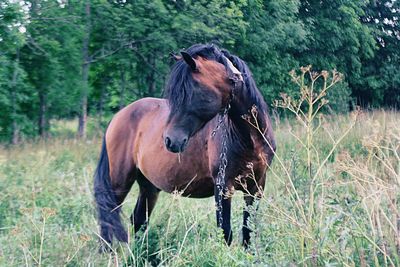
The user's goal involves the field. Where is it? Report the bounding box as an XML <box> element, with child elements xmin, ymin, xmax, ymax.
<box><xmin>0</xmin><ymin>107</ymin><xmax>399</xmax><ymax>266</ymax></box>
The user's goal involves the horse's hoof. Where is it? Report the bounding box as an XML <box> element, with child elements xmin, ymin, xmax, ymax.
<box><xmin>243</xmin><ymin>241</ymin><xmax>250</xmax><ymax>250</ymax></box>
<box><xmin>224</xmin><ymin>230</ymin><xmax>233</xmax><ymax>246</ymax></box>
<box><xmin>98</xmin><ymin>241</ymin><xmax>112</xmax><ymax>253</ymax></box>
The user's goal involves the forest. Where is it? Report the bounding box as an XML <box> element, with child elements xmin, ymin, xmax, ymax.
<box><xmin>0</xmin><ymin>0</ymin><xmax>399</xmax><ymax>143</ymax></box>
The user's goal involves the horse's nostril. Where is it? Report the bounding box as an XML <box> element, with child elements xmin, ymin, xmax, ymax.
<box><xmin>165</xmin><ymin>137</ymin><xmax>171</xmax><ymax>148</ymax></box>
<box><xmin>180</xmin><ymin>138</ymin><xmax>188</xmax><ymax>152</ymax></box>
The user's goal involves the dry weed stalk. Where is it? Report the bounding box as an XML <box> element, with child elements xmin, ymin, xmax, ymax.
<box><xmin>243</xmin><ymin>67</ymin><xmax>362</xmax><ymax>264</ymax></box>
<box><xmin>336</xmin><ymin>116</ymin><xmax>400</xmax><ymax>266</ymax></box>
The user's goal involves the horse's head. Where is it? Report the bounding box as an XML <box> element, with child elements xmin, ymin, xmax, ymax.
<box><xmin>163</xmin><ymin>44</ymin><xmax>242</xmax><ymax>153</ymax></box>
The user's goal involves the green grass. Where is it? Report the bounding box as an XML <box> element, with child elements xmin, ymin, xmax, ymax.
<box><xmin>0</xmin><ymin>109</ymin><xmax>399</xmax><ymax>266</ymax></box>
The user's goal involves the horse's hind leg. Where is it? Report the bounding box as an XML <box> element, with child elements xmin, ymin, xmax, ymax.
<box><xmin>130</xmin><ymin>172</ymin><xmax>160</xmax><ymax>232</ymax></box>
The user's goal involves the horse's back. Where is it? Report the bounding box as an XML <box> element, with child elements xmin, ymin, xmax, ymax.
<box><xmin>106</xmin><ymin>97</ymin><xmax>167</xmax><ymax>147</ymax></box>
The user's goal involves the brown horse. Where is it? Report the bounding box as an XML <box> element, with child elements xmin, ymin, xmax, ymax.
<box><xmin>94</xmin><ymin>44</ymin><xmax>276</xmax><ymax>249</ymax></box>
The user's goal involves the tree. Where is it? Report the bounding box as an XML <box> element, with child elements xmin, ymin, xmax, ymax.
<box><xmin>298</xmin><ymin>0</ymin><xmax>376</xmax><ymax>109</ymax></box>
<box><xmin>1</xmin><ymin>0</ymin><xmax>399</xmax><ymax>143</ymax></box>
<box><xmin>359</xmin><ymin>0</ymin><xmax>400</xmax><ymax>106</ymax></box>
<box><xmin>19</xmin><ymin>0</ymin><xmax>81</xmax><ymax>138</ymax></box>
<box><xmin>0</xmin><ymin>1</ymin><xmax>33</xmax><ymax>143</ymax></box>
<box><xmin>234</xmin><ymin>0</ymin><xmax>308</xmax><ymax>103</ymax></box>
<box><xmin>76</xmin><ymin>0</ymin><xmax>152</xmax><ymax>138</ymax></box>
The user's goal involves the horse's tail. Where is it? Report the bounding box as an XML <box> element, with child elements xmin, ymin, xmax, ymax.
<box><xmin>94</xmin><ymin>136</ymin><xmax>128</xmax><ymax>245</ymax></box>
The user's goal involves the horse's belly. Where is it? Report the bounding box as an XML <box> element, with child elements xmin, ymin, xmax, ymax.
<box><xmin>139</xmin><ymin>155</ymin><xmax>214</xmax><ymax>197</ymax></box>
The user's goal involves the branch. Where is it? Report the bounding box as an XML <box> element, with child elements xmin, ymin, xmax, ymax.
<box><xmin>85</xmin><ymin>37</ymin><xmax>155</xmax><ymax>64</ymax></box>
<box><xmin>131</xmin><ymin>48</ymin><xmax>163</xmax><ymax>76</ymax></box>
<box><xmin>30</xmin><ymin>16</ymin><xmax>80</xmax><ymax>21</ymax></box>
<box><xmin>26</xmin><ymin>35</ymin><xmax>50</xmax><ymax>57</ymax></box>
<box><xmin>85</xmin><ymin>44</ymin><xmax>126</xmax><ymax>64</ymax></box>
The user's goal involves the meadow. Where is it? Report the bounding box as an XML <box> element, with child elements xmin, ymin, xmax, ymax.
<box><xmin>0</xmin><ymin>71</ymin><xmax>399</xmax><ymax>266</ymax></box>
<box><xmin>0</xmin><ymin>108</ymin><xmax>398</xmax><ymax>266</ymax></box>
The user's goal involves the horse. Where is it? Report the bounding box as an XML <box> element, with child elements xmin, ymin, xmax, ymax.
<box><xmin>94</xmin><ymin>44</ymin><xmax>276</xmax><ymax>250</ymax></box>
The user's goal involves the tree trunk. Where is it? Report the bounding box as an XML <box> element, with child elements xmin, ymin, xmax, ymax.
<box><xmin>119</xmin><ymin>69</ymin><xmax>126</xmax><ymax>110</ymax></box>
<box><xmin>78</xmin><ymin>0</ymin><xmax>91</xmax><ymax>139</ymax></box>
<box><xmin>98</xmin><ymin>76</ymin><xmax>109</xmax><ymax>128</ymax></box>
<box><xmin>38</xmin><ymin>91</ymin><xmax>47</xmax><ymax>138</ymax></box>
<box><xmin>78</xmin><ymin>63</ymin><xmax>89</xmax><ymax>139</ymax></box>
<box><xmin>11</xmin><ymin>120</ymin><xmax>19</xmax><ymax>145</ymax></box>
<box><xmin>146</xmin><ymin>56</ymin><xmax>156</xmax><ymax>96</ymax></box>
<box><xmin>10</xmin><ymin>50</ymin><xmax>20</xmax><ymax>145</ymax></box>
<box><xmin>29</xmin><ymin>0</ymin><xmax>48</xmax><ymax>139</ymax></box>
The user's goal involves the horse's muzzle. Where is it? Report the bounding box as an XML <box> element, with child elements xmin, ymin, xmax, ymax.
<box><xmin>164</xmin><ymin>135</ymin><xmax>188</xmax><ymax>153</ymax></box>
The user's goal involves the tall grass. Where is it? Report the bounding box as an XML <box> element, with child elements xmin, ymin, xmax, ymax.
<box><xmin>0</xmin><ymin>69</ymin><xmax>399</xmax><ymax>266</ymax></box>
<box><xmin>245</xmin><ymin>67</ymin><xmax>399</xmax><ymax>266</ymax></box>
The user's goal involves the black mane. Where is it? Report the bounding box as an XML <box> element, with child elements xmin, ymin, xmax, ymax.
<box><xmin>220</xmin><ymin>49</ymin><xmax>269</xmax><ymax>119</ymax></box>
<box><xmin>163</xmin><ymin>43</ymin><xmax>268</xmax><ymax>119</ymax></box>
<box><xmin>163</xmin><ymin>44</ymin><xmax>224</xmax><ymax>113</ymax></box>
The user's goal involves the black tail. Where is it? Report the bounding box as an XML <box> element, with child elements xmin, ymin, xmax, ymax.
<box><xmin>94</xmin><ymin>136</ymin><xmax>128</xmax><ymax>245</ymax></box>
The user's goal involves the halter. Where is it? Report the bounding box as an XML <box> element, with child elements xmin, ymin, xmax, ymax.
<box><xmin>211</xmin><ymin>56</ymin><xmax>243</xmax><ymax>228</ymax></box>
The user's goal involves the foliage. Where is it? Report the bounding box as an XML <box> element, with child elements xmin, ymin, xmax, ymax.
<box><xmin>236</xmin><ymin>0</ymin><xmax>308</xmax><ymax>103</ymax></box>
<box><xmin>0</xmin><ymin>0</ymin><xmax>399</xmax><ymax>141</ymax></box>
<box><xmin>358</xmin><ymin>0</ymin><xmax>400</xmax><ymax>107</ymax></box>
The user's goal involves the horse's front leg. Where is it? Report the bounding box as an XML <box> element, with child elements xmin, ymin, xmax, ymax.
<box><xmin>243</xmin><ymin>194</ymin><xmax>256</xmax><ymax>248</ymax></box>
<box><xmin>214</xmin><ymin>182</ymin><xmax>233</xmax><ymax>245</ymax></box>
<box><xmin>242</xmin><ymin>167</ymin><xmax>266</xmax><ymax>248</ymax></box>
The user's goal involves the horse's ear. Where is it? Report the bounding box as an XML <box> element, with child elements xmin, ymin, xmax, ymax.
<box><xmin>170</xmin><ymin>52</ymin><xmax>181</xmax><ymax>61</ymax></box>
<box><xmin>181</xmin><ymin>51</ymin><xmax>197</xmax><ymax>71</ymax></box>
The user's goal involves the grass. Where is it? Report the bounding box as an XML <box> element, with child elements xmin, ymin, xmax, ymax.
<box><xmin>0</xmin><ymin>136</ymin><xmax>251</xmax><ymax>266</ymax></box>
<box><xmin>0</xmin><ymin>110</ymin><xmax>398</xmax><ymax>266</ymax></box>
<box><xmin>0</xmin><ymin>69</ymin><xmax>399</xmax><ymax>266</ymax></box>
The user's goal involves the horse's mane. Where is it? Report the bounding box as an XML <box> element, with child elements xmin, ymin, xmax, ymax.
<box><xmin>164</xmin><ymin>44</ymin><xmax>268</xmax><ymax>119</ymax></box>
<box><xmin>220</xmin><ymin>49</ymin><xmax>269</xmax><ymax>118</ymax></box>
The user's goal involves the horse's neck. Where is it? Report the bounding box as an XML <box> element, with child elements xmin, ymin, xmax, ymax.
<box><xmin>231</xmin><ymin>85</ymin><xmax>268</xmax><ymax>126</ymax></box>
<box><xmin>226</xmin><ymin>90</ymin><xmax>268</xmax><ymax>150</ymax></box>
